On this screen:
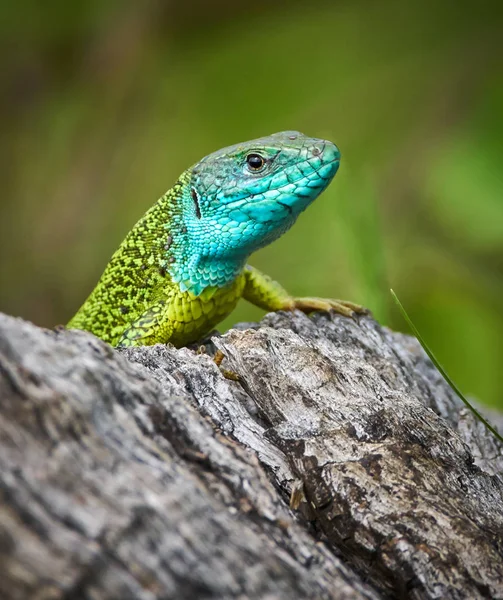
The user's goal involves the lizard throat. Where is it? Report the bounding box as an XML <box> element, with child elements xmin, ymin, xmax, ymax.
<box><xmin>168</xmin><ymin>253</ymin><xmax>246</xmax><ymax>296</ymax></box>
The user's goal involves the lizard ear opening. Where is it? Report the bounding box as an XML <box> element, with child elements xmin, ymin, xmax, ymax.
<box><xmin>191</xmin><ymin>188</ymin><xmax>202</xmax><ymax>219</ymax></box>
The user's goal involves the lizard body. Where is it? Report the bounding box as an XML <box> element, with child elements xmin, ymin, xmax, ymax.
<box><xmin>68</xmin><ymin>131</ymin><xmax>364</xmax><ymax>347</ymax></box>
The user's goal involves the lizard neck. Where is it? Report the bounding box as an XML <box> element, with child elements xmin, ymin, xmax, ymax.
<box><xmin>170</xmin><ymin>252</ymin><xmax>247</xmax><ymax>296</ymax></box>
<box><xmin>161</xmin><ymin>177</ymin><xmax>248</xmax><ymax>296</ymax></box>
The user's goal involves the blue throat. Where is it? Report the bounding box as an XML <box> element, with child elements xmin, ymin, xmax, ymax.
<box><xmin>170</xmin><ymin>250</ymin><xmax>247</xmax><ymax>295</ymax></box>
<box><xmin>162</xmin><ymin>188</ymin><xmax>249</xmax><ymax>295</ymax></box>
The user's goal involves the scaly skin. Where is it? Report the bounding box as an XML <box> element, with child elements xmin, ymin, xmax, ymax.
<box><xmin>68</xmin><ymin>131</ymin><xmax>366</xmax><ymax>347</ymax></box>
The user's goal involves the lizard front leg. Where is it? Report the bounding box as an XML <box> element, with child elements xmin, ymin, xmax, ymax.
<box><xmin>116</xmin><ymin>286</ymin><xmax>242</xmax><ymax>348</ymax></box>
<box><xmin>242</xmin><ymin>265</ymin><xmax>369</xmax><ymax>319</ymax></box>
<box><xmin>116</xmin><ymin>299</ymin><xmax>174</xmax><ymax>347</ymax></box>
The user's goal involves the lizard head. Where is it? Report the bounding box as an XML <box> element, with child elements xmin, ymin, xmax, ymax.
<box><xmin>186</xmin><ymin>131</ymin><xmax>340</xmax><ymax>259</ymax></box>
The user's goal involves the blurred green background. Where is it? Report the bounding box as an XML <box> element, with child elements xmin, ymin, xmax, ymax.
<box><xmin>1</xmin><ymin>1</ymin><xmax>502</xmax><ymax>407</ymax></box>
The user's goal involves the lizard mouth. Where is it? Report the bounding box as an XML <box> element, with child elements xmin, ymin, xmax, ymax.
<box><xmin>222</xmin><ymin>151</ymin><xmax>340</xmax><ymax>218</ymax></box>
<box><xmin>276</xmin><ymin>200</ymin><xmax>293</xmax><ymax>215</ymax></box>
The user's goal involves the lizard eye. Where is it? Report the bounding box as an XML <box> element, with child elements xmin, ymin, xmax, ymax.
<box><xmin>246</xmin><ymin>153</ymin><xmax>266</xmax><ymax>172</ymax></box>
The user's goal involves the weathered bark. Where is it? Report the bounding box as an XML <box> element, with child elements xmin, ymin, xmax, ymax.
<box><xmin>0</xmin><ymin>310</ymin><xmax>502</xmax><ymax>600</ymax></box>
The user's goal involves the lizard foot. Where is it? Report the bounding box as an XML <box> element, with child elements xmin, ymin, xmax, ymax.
<box><xmin>292</xmin><ymin>297</ymin><xmax>370</xmax><ymax>319</ymax></box>
<box><xmin>213</xmin><ymin>349</ymin><xmax>241</xmax><ymax>382</ymax></box>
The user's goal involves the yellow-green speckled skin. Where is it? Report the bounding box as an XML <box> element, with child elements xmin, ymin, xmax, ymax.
<box><xmin>68</xmin><ymin>132</ymin><xmax>343</xmax><ymax>347</ymax></box>
<box><xmin>69</xmin><ymin>173</ymin><xmax>246</xmax><ymax>347</ymax></box>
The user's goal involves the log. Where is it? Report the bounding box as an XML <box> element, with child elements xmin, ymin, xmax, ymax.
<box><xmin>0</xmin><ymin>310</ymin><xmax>502</xmax><ymax>600</ymax></box>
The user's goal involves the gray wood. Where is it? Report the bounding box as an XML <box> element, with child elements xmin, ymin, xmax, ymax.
<box><xmin>0</xmin><ymin>309</ymin><xmax>502</xmax><ymax>600</ymax></box>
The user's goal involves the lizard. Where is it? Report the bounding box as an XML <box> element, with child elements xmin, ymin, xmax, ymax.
<box><xmin>68</xmin><ymin>131</ymin><xmax>366</xmax><ymax>348</ymax></box>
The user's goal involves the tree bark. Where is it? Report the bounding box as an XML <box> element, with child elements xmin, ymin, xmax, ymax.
<box><xmin>0</xmin><ymin>310</ymin><xmax>502</xmax><ymax>600</ymax></box>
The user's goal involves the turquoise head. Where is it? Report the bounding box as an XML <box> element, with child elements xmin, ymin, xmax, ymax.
<box><xmin>170</xmin><ymin>131</ymin><xmax>340</xmax><ymax>293</ymax></box>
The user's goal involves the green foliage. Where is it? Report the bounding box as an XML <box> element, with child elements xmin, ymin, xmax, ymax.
<box><xmin>1</xmin><ymin>0</ymin><xmax>502</xmax><ymax>407</ymax></box>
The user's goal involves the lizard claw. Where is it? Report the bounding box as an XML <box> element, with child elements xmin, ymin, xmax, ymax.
<box><xmin>213</xmin><ymin>349</ymin><xmax>242</xmax><ymax>381</ymax></box>
<box><xmin>292</xmin><ymin>297</ymin><xmax>370</xmax><ymax>319</ymax></box>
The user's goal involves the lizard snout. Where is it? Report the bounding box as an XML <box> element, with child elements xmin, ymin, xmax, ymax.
<box><xmin>311</xmin><ymin>140</ymin><xmax>340</xmax><ymax>163</ymax></box>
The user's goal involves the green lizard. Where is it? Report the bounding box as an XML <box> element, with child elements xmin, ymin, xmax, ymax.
<box><xmin>68</xmin><ymin>131</ymin><xmax>366</xmax><ymax>347</ymax></box>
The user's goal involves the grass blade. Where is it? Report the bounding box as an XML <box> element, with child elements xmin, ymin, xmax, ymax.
<box><xmin>390</xmin><ymin>289</ymin><xmax>503</xmax><ymax>445</ymax></box>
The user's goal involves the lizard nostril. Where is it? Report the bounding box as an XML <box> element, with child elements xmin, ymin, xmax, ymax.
<box><xmin>311</xmin><ymin>146</ymin><xmax>322</xmax><ymax>157</ymax></box>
